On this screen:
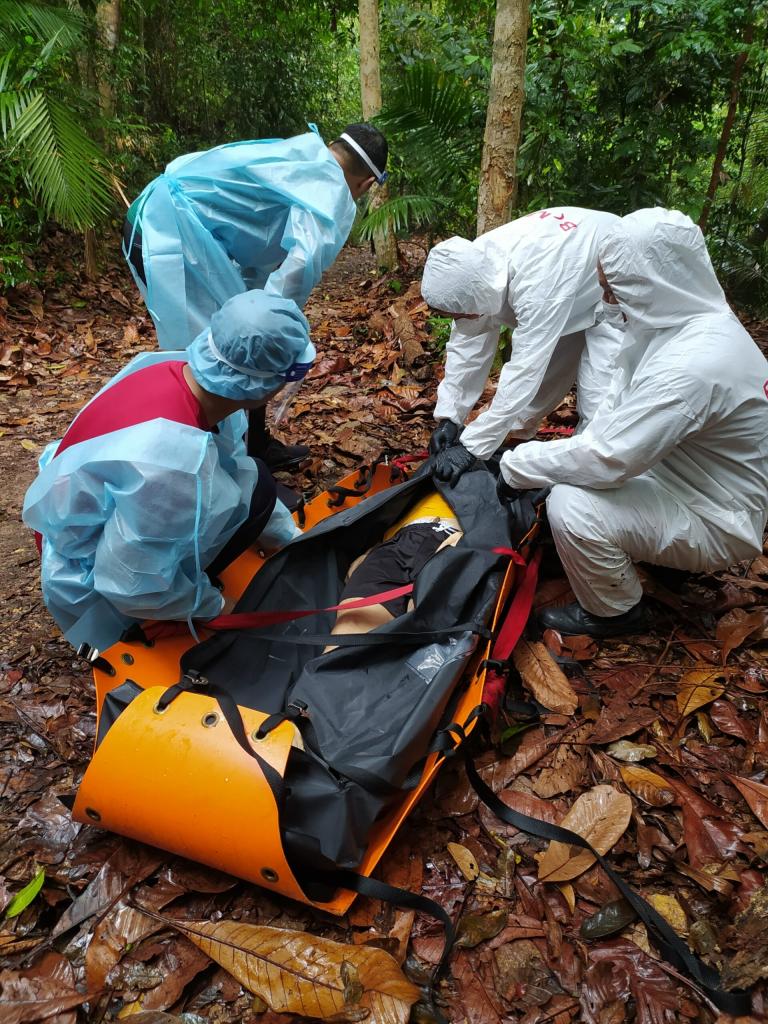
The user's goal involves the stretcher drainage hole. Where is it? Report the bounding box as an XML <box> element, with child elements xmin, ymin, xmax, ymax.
<box><xmin>85</xmin><ymin>807</ymin><xmax>101</xmax><ymax>822</ymax></box>
<box><xmin>121</xmin><ymin>653</ymin><xmax>134</xmax><ymax>665</ymax></box>
<box><xmin>261</xmin><ymin>868</ymin><xmax>279</xmax><ymax>883</ymax></box>
<box><xmin>202</xmin><ymin>712</ymin><xmax>219</xmax><ymax>728</ymax></box>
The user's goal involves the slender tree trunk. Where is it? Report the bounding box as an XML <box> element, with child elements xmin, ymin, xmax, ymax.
<box><xmin>698</xmin><ymin>23</ymin><xmax>753</xmax><ymax>234</ymax></box>
<box><xmin>95</xmin><ymin>0</ymin><xmax>121</xmax><ymax>118</ymax></box>
<box><xmin>476</xmin><ymin>0</ymin><xmax>530</xmax><ymax>236</ymax></box>
<box><xmin>358</xmin><ymin>0</ymin><xmax>397</xmax><ymax>271</ymax></box>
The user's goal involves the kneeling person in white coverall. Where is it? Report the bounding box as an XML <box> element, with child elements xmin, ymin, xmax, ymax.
<box><xmin>421</xmin><ymin>207</ymin><xmax>626</xmax><ymax>485</ymax></box>
<box><xmin>498</xmin><ymin>208</ymin><xmax>768</xmax><ymax>638</ymax></box>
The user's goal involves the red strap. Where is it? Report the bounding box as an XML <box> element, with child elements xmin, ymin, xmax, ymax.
<box><xmin>205</xmin><ymin>583</ymin><xmax>415</xmax><ymax>631</ymax></box>
<box><xmin>490</xmin><ymin>546</ymin><xmax>542</xmax><ymax>661</ymax></box>
<box><xmin>391</xmin><ymin>450</ymin><xmax>429</xmax><ymax>469</ymax></box>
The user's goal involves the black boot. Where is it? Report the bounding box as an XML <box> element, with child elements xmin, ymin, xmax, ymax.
<box><xmin>257</xmin><ymin>433</ymin><xmax>310</xmax><ymax>471</ymax></box>
<box><xmin>538</xmin><ymin>600</ymin><xmax>651</xmax><ymax>638</ymax></box>
<box><xmin>247</xmin><ymin>407</ymin><xmax>309</xmax><ymax>470</ymax></box>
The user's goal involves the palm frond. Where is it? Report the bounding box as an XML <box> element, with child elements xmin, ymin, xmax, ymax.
<box><xmin>0</xmin><ymin>1</ymin><xmax>83</xmax><ymax>48</ymax></box>
<box><xmin>378</xmin><ymin>62</ymin><xmax>482</xmax><ymax>188</ymax></box>
<box><xmin>357</xmin><ymin>194</ymin><xmax>447</xmax><ymax>240</ymax></box>
<box><xmin>1</xmin><ymin>88</ymin><xmax>113</xmax><ymax>229</ymax></box>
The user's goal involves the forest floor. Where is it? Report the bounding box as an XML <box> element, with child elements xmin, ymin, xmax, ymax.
<box><xmin>0</xmin><ymin>232</ymin><xmax>767</xmax><ymax>1024</ymax></box>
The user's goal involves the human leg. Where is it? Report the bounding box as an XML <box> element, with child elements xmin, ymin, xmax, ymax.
<box><xmin>545</xmin><ymin>476</ymin><xmax>724</xmax><ymax>619</ymax></box>
<box><xmin>247</xmin><ymin>406</ymin><xmax>309</xmax><ymax>470</ymax></box>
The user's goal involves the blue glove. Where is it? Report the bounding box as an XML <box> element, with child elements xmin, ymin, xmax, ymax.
<box><xmin>432</xmin><ymin>443</ymin><xmax>476</xmax><ymax>487</ymax></box>
<box><xmin>429</xmin><ymin>419</ymin><xmax>461</xmax><ymax>455</ymax></box>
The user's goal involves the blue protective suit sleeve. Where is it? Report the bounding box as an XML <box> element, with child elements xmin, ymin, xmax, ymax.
<box><xmin>89</xmin><ymin>441</ymin><xmax>240</xmax><ymax>623</ymax></box>
<box><xmin>262</xmin><ymin>203</ymin><xmax>349</xmax><ymax>309</ymax></box>
<box><xmin>259</xmin><ymin>498</ymin><xmax>302</xmax><ymax>550</ymax></box>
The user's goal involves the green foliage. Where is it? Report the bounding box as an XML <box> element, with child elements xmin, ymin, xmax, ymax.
<box><xmin>4</xmin><ymin>866</ymin><xmax>45</xmax><ymax>919</ymax></box>
<box><xmin>0</xmin><ymin>2</ymin><xmax>113</xmax><ymax>239</ymax></box>
<box><xmin>134</xmin><ymin>0</ymin><xmax>360</xmax><ymax>150</ymax></box>
<box><xmin>361</xmin><ymin>61</ymin><xmax>484</xmax><ymax>240</ymax></box>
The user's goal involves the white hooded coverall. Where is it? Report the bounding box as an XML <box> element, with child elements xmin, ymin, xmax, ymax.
<box><xmin>421</xmin><ymin>207</ymin><xmax>626</xmax><ymax>459</ymax></box>
<box><xmin>499</xmin><ymin>208</ymin><xmax>768</xmax><ymax>616</ymax></box>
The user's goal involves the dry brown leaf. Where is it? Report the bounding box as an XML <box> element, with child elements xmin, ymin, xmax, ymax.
<box><xmin>618</xmin><ymin>764</ymin><xmax>677</xmax><ymax>806</ymax></box>
<box><xmin>532</xmin><ymin>746</ymin><xmax>584</xmax><ymax>798</ymax></box>
<box><xmin>447</xmin><ymin>842</ymin><xmax>480</xmax><ymax>881</ymax></box>
<box><xmin>726</xmin><ymin>773</ymin><xmax>768</xmax><ymax>830</ymax></box>
<box><xmin>646</xmin><ymin>894</ymin><xmax>688</xmax><ymax>936</ymax></box>
<box><xmin>535</xmin><ymin>785</ymin><xmax>632</xmax><ymax>883</ymax></box>
<box><xmin>676</xmin><ymin>668</ymin><xmax>727</xmax><ymax>716</ymax></box>
<box><xmin>512</xmin><ymin>640</ymin><xmax>578</xmax><ymax>715</ymax></box>
<box><xmin>170</xmin><ymin>918</ymin><xmax>420</xmax><ymax>1023</ymax></box>
<box><xmin>605</xmin><ymin>740</ymin><xmax>657</xmax><ymax>762</ymax></box>
<box><xmin>716</xmin><ymin>607</ymin><xmax>768</xmax><ymax>663</ymax></box>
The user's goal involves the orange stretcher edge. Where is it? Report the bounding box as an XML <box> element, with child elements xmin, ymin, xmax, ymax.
<box><xmin>73</xmin><ymin>462</ymin><xmax>522</xmax><ymax>915</ymax></box>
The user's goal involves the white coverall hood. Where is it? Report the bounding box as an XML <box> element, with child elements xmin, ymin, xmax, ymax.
<box><xmin>421</xmin><ymin>235</ymin><xmax>510</xmax><ymax>317</ymax></box>
<box><xmin>425</xmin><ymin>208</ymin><xmax>625</xmax><ymax>458</ymax></box>
<box><xmin>500</xmin><ymin>207</ymin><xmax>768</xmax><ymax>616</ymax></box>
<box><xmin>599</xmin><ymin>207</ymin><xmax>727</xmax><ymax>331</ymax></box>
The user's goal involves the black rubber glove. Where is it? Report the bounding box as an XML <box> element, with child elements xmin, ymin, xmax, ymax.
<box><xmin>429</xmin><ymin>419</ymin><xmax>461</xmax><ymax>455</ymax></box>
<box><xmin>496</xmin><ymin>473</ymin><xmax>520</xmax><ymax>504</ymax></box>
<box><xmin>432</xmin><ymin>443</ymin><xmax>476</xmax><ymax>487</ymax></box>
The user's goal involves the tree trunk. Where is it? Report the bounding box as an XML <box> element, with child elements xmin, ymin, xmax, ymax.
<box><xmin>95</xmin><ymin>0</ymin><xmax>121</xmax><ymax>118</ymax></box>
<box><xmin>698</xmin><ymin>23</ymin><xmax>753</xmax><ymax>234</ymax></box>
<box><xmin>476</xmin><ymin>0</ymin><xmax>530</xmax><ymax>236</ymax></box>
<box><xmin>358</xmin><ymin>0</ymin><xmax>397</xmax><ymax>271</ymax></box>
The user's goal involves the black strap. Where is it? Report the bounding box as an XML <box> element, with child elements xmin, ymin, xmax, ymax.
<box><xmin>218</xmin><ymin>621</ymin><xmax>485</xmax><ymax>647</ymax></box>
<box><xmin>156</xmin><ymin>674</ymin><xmax>284</xmax><ymax>799</ymax></box>
<box><xmin>465</xmin><ymin>755</ymin><xmax>750</xmax><ymax>1014</ymax></box>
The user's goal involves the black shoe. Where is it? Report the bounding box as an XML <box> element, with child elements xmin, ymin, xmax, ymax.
<box><xmin>538</xmin><ymin>600</ymin><xmax>651</xmax><ymax>638</ymax></box>
<box><xmin>256</xmin><ymin>433</ymin><xmax>310</xmax><ymax>471</ymax></box>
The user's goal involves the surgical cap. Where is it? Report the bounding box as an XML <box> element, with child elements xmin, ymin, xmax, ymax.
<box><xmin>187</xmin><ymin>291</ymin><xmax>314</xmax><ymax>401</ymax></box>
<box><xmin>421</xmin><ymin>236</ymin><xmax>509</xmax><ymax>316</ymax></box>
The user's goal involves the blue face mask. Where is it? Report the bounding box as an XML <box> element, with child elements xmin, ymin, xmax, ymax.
<box><xmin>284</xmin><ymin>359</ymin><xmax>313</xmax><ymax>382</ymax></box>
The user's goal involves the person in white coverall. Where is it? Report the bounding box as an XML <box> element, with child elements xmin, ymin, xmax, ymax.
<box><xmin>497</xmin><ymin>207</ymin><xmax>768</xmax><ymax>638</ymax></box>
<box><xmin>420</xmin><ymin>207</ymin><xmax>626</xmax><ymax>485</ymax></box>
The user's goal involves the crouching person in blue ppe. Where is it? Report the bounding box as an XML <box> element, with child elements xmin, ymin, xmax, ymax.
<box><xmin>496</xmin><ymin>208</ymin><xmax>768</xmax><ymax>639</ymax></box>
<box><xmin>122</xmin><ymin>123</ymin><xmax>388</xmax><ymax>472</ymax></box>
<box><xmin>23</xmin><ymin>291</ymin><xmax>313</xmax><ymax>654</ymax></box>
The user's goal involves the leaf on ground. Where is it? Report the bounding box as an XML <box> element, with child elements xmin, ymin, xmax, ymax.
<box><xmin>709</xmin><ymin>700</ymin><xmax>756</xmax><ymax>742</ymax></box>
<box><xmin>716</xmin><ymin>607</ymin><xmax>768</xmax><ymax>663</ymax></box>
<box><xmin>726</xmin><ymin>773</ymin><xmax>768</xmax><ymax>830</ymax></box>
<box><xmin>646</xmin><ymin>893</ymin><xmax>688</xmax><ymax>936</ymax></box>
<box><xmin>542</xmin><ymin>629</ymin><xmax>598</xmax><ymax>662</ymax></box>
<box><xmin>164</xmin><ymin>917</ymin><xmax>420</xmax><ymax>1023</ymax></box>
<box><xmin>676</xmin><ymin>668</ymin><xmax>727</xmax><ymax>716</ymax></box>
<box><xmin>4</xmin><ymin>867</ymin><xmax>45</xmax><ymax>919</ymax></box>
<box><xmin>447</xmin><ymin>842</ymin><xmax>480</xmax><ymax>881</ymax></box>
<box><xmin>512</xmin><ymin>640</ymin><xmax>578</xmax><ymax>714</ymax></box>
<box><xmin>588</xmin><ymin>701</ymin><xmax>659</xmax><ymax>745</ymax></box>
<box><xmin>0</xmin><ymin>952</ymin><xmax>91</xmax><ymax>1024</ymax></box>
<box><xmin>533</xmin><ymin>577</ymin><xmax>575</xmax><ymax>610</ymax></box>
<box><xmin>605</xmin><ymin>740</ymin><xmax>657</xmax><ymax>763</ymax></box>
<box><xmin>455</xmin><ymin>909</ymin><xmax>507</xmax><ymax>948</ymax></box>
<box><xmin>579</xmin><ymin>899</ymin><xmax>636</xmax><ymax>940</ymax></box>
<box><xmin>618</xmin><ymin>764</ymin><xmax>677</xmax><ymax>806</ymax></box>
<box><xmin>536</xmin><ymin>785</ymin><xmax>632</xmax><ymax>883</ymax></box>
<box><xmin>532</xmin><ymin>746</ymin><xmax>585</xmax><ymax>798</ymax></box>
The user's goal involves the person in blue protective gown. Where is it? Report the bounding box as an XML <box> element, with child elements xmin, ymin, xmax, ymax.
<box><xmin>23</xmin><ymin>291</ymin><xmax>314</xmax><ymax>654</ymax></box>
<box><xmin>121</xmin><ymin>122</ymin><xmax>388</xmax><ymax>471</ymax></box>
